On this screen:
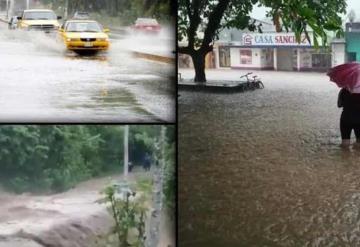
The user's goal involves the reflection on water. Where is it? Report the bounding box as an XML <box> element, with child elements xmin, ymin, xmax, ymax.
<box><xmin>179</xmin><ymin>71</ymin><xmax>360</xmax><ymax>246</ymax></box>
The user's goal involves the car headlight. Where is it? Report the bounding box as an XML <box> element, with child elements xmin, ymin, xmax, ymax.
<box><xmin>98</xmin><ymin>38</ymin><xmax>109</xmax><ymax>41</ymax></box>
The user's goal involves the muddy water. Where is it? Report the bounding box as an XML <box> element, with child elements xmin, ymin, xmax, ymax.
<box><xmin>0</xmin><ymin>172</ymin><xmax>153</xmax><ymax>247</ymax></box>
<box><xmin>179</xmin><ymin>70</ymin><xmax>360</xmax><ymax>246</ymax></box>
<box><xmin>0</xmin><ymin>25</ymin><xmax>175</xmax><ymax>122</ymax></box>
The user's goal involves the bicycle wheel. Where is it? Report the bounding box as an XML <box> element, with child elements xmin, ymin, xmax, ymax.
<box><xmin>258</xmin><ymin>81</ymin><xmax>264</xmax><ymax>89</ymax></box>
<box><xmin>249</xmin><ymin>82</ymin><xmax>256</xmax><ymax>91</ymax></box>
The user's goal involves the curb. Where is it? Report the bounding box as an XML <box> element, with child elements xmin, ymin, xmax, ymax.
<box><xmin>132</xmin><ymin>51</ymin><xmax>174</xmax><ymax>64</ymax></box>
<box><xmin>0</xmin><ymin>17</ymin><xmax>8</xmax><ymax>24</ymax></box>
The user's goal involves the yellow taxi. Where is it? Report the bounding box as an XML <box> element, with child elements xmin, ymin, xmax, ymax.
<box><xmin>59</xmin><ymin>20</ymin><xmax>110</xmax><ymax>52</ymax></box>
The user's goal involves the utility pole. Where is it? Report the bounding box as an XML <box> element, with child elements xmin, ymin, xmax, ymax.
<box><xmin>124</xmin><ymin>125</ymin><xmax>129</xmax><ymax>179</ymax></box>
<box><xmin>6</xmin><ymin>0</ymin><xmax>9</xmax><ymax>19</ymax></box>
<box><xmin>64</xmin><ymin>0</ymin><xmax>68</xmax><ymax>20</ymax></box>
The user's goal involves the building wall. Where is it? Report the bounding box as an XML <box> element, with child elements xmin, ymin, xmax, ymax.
<box><xmin>346</xmin><ymin>32</ymin><xmax>360</xmax><ymax>61</ymax></box>
<box><xmin>299</xmin><ymin>49</ymin><xmax>313</xmax><ymax>70</ymax></box>
<box><xmin>277</xmin><ymin>48</ymin><xmax>293</xmax><ymax>71</ymax></box>
<box><xmin>178</xmin><ymin>53</ymin><xmax>215</xmax><ymax>69</ymax></box>
<box><xmin>230</xmin><ymin>47</ymin><xmax>262</xmax><ymax>69</ymax></box>
<box><xmin>331</xmin><ymin>43</ymin><xmax>346</xmax><ymax>67</ymax></box>
<box><xmin>260</xmin><ymin>48</ymin><xmax>273</xmax><ymax>68</ymax></box>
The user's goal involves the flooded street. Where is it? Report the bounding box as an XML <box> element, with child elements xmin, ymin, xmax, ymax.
<box><xmin>179</xmin><ymin>69</ymin><xmax>360</xmax><ymax>246</ymax></box>
<box><xmin>0</xmin><ymin>23</ymin><xmax>175</xmax><ymax>122</ymax></box>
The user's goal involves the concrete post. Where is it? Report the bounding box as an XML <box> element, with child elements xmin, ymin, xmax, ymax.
<box><xmin>297</xmin><ymin>48</ymin><xmax>301</xmax><ymax>71</ymax></box>
<box><xmin>274</xmin><ymin>48</ymin><xmax>278</xmax><ymax>70</ymax></box>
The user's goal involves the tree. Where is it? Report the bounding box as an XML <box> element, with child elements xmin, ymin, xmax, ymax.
<box><xmin>0</xmin><ymin>126</ymin><xmax>164</xmax><ymax>193</ymax></box>
<box><xmin>178</xmin><ymin>0</ymin><xmax>347</xmax><ymax>83</ymax></box>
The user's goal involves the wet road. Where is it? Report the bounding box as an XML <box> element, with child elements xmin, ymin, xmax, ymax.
<box><xmin>0</xmin><ymin>24</ymin><xmax>175</xmax><ymax>122</ymax></box>
<box><xmin>179</xmin><ymin>69</ymin><xmax>360</xmax><ymax>246</ymax></box>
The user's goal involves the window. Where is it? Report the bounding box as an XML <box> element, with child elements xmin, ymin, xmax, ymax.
<box><xmin>240</xmin><ymin>50</ymin><xmax>252</xmax><ymax>64</ymax></box>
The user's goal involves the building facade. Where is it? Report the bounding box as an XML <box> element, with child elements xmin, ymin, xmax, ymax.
<box><xmin>215</xmin><ymin>32</ymin><xmax>331</xmax><ymax>71</ymax></box>
<box><xmin>179</xmin><ymin>19</ymin><xmax>334</xmax><ymax>72</ymax></box>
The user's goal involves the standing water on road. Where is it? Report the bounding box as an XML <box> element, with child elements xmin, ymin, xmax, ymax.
<box><xmin>0</xmin><ymin>24</ymin><xmax>175</xmax><ymax>122</ymax></box>
<box><xmin>179</xmin><ymin>69</ymin><xmax>360</xmax><ymax>246</ymax></box>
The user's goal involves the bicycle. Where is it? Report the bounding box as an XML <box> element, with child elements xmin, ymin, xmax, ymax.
<box><xmin>240</xmin><ymin>72</ymin><xmax>256</xmax><ymax>91</ymax></box>
<box><xmin>252</xmin><ymin>75</ymin><xmax>265</xmax><ymax>89</ymax></box>
<box><xmin>239</xmin><ymin>72</ymin><xmax>264</xmax><ymax>90</ymax></box>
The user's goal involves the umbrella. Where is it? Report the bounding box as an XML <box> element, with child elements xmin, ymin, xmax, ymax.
<box><xmin>327</xmin><ymin>62</ymin><xmax>360</xmax><ymax>92</ymax></box>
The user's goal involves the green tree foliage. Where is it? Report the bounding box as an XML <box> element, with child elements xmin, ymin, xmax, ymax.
<box><xmin>0</xmin><ymin>125</ymin><xmax>165</xmax><ymax>193</ymax></box>
<box><xmin>178</xmin><ymin>0</ymin><xmax>347</xmax><ymax>82</ymax></box>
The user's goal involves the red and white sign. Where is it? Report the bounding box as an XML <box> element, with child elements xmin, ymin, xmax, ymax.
<box><xmin>242</xmin><ymin>32</ymin><xmax>313</xmax><ymax>47</ymax></box>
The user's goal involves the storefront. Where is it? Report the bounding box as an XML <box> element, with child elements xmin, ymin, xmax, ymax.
<box><xmin>214</xmin><ymin>32</ymin><xmax>331</xmax><ymax>71</ymax></box>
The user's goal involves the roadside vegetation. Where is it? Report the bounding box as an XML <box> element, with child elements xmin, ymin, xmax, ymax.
<box><xmin>38</xmin><ymin>0</ymin><xmax>173</xmax><ymax>26</ymax></box>
<box><xmin>99</xmin><ymin>126</ymin><xmax>175</xmax><ymax>246</ymax></box>
<box><xmin>0</xmin><ymin>125</ymin><xmax>174</xmax><ymax>195</ymax></box>
<box><xmin>100</xmin><ymin>179</ymin><xmax>150</xmax><ymax>247</ymax></box>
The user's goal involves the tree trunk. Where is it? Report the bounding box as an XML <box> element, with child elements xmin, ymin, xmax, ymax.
<box><xmin>191</xmin><ymin>51</ymin><xmax>206</xmax><ymax>83</ymax></box>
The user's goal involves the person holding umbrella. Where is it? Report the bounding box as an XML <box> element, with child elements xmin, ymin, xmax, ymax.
<box><xmin>328</xmin><ymin>62</ymin><xmax>360</xmax><ymax>148</ymax></box>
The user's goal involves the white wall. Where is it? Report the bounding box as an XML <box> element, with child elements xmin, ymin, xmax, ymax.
<box><xmin>331</xmin><ymin>43</ymin><xmax>345</xmax><ymax>67</ymax></box>
<box><xmin>230</xmin><ymin>47</ymin><xmax>262</xmax><ymax>68</ymax></box>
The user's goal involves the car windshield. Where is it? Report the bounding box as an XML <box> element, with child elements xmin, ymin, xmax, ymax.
<box><xmin>24</xmin><ymin>11</ymin><xmax>57</xmax><ymax>20</ymax></box>
<box><xmin>66</xmin><ymin>22</ymin><xmax>102</xmax><ymax>32</ymax></box>
<box><xmin>135</xmin><ymin>18</ymin><xmax>158</xmax><ymax>25</ymax></box>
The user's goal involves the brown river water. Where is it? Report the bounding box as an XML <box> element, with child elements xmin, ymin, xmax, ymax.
<box><xmin>179</xmin><ymin>70</ymin><xmax>360</xmax><ymax>247</ymax></box>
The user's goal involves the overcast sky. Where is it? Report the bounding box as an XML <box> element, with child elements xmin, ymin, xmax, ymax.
<box><xmin>251</xmin><ymin>0</ymin><xmax>360</xmax><ymax>20</ymax></box>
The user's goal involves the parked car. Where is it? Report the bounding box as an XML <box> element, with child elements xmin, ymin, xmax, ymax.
<box><xmin>73</xmin><ymin>11</ymin><xmax>90</xmax><ymax>20</ymax></box>
<box><xmin>8</xmin><ymin>16</ymin><xmax>18</xmax><ymax>30</ymax></box>
<box><xmin>59</xmin><ymin>20</ymin><xmax>110</xmax><ymax>53</ymax></box>
<box><xmin>17</xmin><ymin>9</ymin><xmax>61</xmax><ymax>33</ymax></box>
<box><xmin>132</xmin><ymin>18</ymin><xmax>161</xmax><ymax>34</ymax></box>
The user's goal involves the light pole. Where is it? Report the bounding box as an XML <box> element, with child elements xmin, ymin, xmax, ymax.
<box><xmin>26</xmin><ymin>0</ymin><xmax>30</xmax><ymax>9</ymax></box>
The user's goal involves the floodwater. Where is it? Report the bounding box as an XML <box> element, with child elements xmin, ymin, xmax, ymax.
<box><xmin>179</xmin><ymin>69</ymin><xmax>360</xmax><ymax>246</ymax></box>
<box><xmin>0</xmin><ymin>172</ymin><xmax>150</xmax><ymax>247</ymax></box>
<box><xmin>0</xmin><ymin>24</ymin><xmax>175</xmax><ymax>122</ymax></box>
